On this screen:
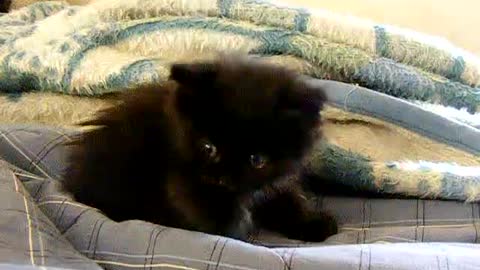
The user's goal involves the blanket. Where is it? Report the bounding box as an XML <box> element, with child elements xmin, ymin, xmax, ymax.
<box><xmin>0</xmin><ymin>0</ymin><xmax>479</xmax><ymax>202</ymax></box>
<box><xmin>0</xmin><ymin>124</ymin><xmax>478</xmax><ymax>270</ymax></box>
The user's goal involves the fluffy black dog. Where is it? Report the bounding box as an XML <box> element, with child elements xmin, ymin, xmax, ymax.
<box><xmin>62</xmin><ymin>55</ymin><xmax>337</xmax><ymax>241</ymax></box>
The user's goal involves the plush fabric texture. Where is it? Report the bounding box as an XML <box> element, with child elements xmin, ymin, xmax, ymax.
<box><xmin>305</xmin><ymin>141</ymin><xmax>480</xmax><ymax>202</ymax></box>
<box><xmin>413</xmin><ymin>101</ymin><xmax>480</xmax><ymax>129</ymax></box>
<box><xmin>0</xmin><ymin>0</ymin><xmax>479</xmax><ymax>104</ymax></box>
<box><xmin>0</xmin><ymin>0</ymin><xmax>479</xmax><ymax>203</ymax></box>
<box><xmin>6</xmin><ymin>0</ymin><xmax>91</xmax><ymax>11</ymax></box>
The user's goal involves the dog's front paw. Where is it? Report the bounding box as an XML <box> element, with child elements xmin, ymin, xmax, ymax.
<box><xmin>292</xmin><ymin>213</ymin><xmax>338</xmax><ymax>242</ymax></box>
<box><xmin>224</xmin><ymin>207</ymin><xmax>255</xmax><ymax>241</ymax></box>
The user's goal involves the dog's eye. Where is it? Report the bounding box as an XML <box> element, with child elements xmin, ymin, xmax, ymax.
<box><xmin>250</xmin><ymin>154</ymin><xmax>267</xmax><ymax>169</ymax></box>
<box><xmin>201</xmin><ymin>142</ymin><xmax>217</xmax><ymax>160</ymax></box>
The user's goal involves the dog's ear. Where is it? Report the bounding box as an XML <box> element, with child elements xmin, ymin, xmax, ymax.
<box><xmin>169</xmin><ymin>62</ymin><xmax>218</xmax><ymax>86</ymax></box>
<box><xmin>171</xmin><ymin>62</ymin><xmax>220</xmax><ymax>117</ymax></box>
<box><xmin>277</xmin><ymin>82</ymin><xmax>327</xmax><ymax>119</ymax></box>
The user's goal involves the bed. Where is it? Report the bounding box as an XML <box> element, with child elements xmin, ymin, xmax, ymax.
<box><xmin>0</xmin><ymin>0</ymin><xmax>479</xmax><ymax>269</ymax></box>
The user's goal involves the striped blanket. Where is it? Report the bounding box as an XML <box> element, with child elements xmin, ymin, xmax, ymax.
<box><xmin>0</xmin><ymin>0</ymin><xmax>479</xmax><ymax>202</ymax></box>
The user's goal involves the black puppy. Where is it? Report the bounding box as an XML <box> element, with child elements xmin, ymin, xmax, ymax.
<box><xmin>0</xmin><ymin>0</ymin><xmax>11</xmax><ymax>13</ymax></box>
<box><xmin>62</xmin><ymin>55</ymin><xmax>337</xmax><ymax>241</ymax></box>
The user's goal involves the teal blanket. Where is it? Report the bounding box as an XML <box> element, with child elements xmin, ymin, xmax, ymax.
<box><xmin>1</xmin><ymin>1</ymin><xmax>479</xmax><ymax>110</ymax></box>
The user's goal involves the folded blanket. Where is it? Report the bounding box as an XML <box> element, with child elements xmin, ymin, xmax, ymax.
<box><xmin>0</xmin><ymin>0</ymin><xmax>479</xmax><ymax>202</ymax></box>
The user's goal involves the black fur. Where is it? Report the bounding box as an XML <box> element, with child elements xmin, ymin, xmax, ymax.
<box><xmin>0</xmin><ymin>0</ymin><xmax>11</xmax><ymax>13</ymax></box>
<box><xmin>61</xmin><ymin>55</ymin><xmax>337</xmax><ymax>242</ymax></box>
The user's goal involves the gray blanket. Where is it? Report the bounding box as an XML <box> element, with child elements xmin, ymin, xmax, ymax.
<box><xmin>0</xmin><ymin>124</ymin><xmax>478</xmax><ymax>270</ymax></box>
